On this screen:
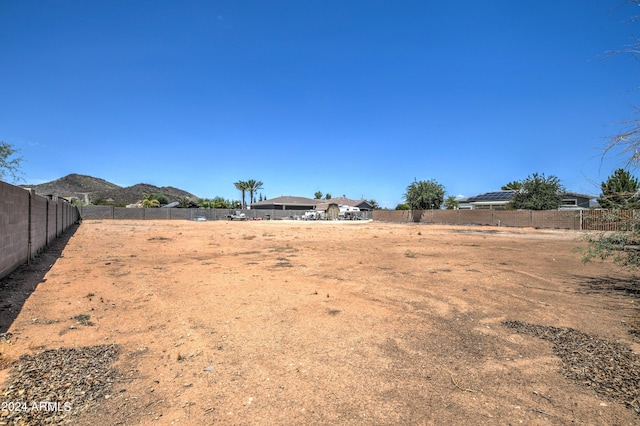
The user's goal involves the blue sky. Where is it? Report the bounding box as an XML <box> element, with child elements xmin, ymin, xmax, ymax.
<box><xmin>1</xmin><ymin>1</ymin><xmax>639</xmax><ymax>208</ymax></box>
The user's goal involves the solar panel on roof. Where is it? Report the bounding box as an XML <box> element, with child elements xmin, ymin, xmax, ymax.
<box><xmin>466</xmin><ymin>191</ymin><xmax>515</xmax><ymax>202</ymax></box>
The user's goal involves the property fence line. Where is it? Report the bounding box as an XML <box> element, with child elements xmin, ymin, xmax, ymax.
<box><xmin>1</xmin><ymin>181</ymin><xmax>80</xmax><ymax>280</ymax></box>
<box><xmin>372</xmin><ymin>209</ymin><xmax>640</xmax><ymax>231</ymax></box>
<box><xmin>78</xmin><ymin>206</ymin><xmax>374</xmax><ymax>221</ymax></box>
<box><xmin>77</xmin><ymin>206</ymin><xmax>639</xmax><ymax>231</ymax></box>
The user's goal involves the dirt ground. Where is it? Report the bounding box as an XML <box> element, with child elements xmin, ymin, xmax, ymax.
<box><xmin>1</xmin><ymin>219</ymin><xmax>639</xmax><ymax>425</ymax></box>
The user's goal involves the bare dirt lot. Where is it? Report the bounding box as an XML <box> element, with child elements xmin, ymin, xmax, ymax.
<box><xmin>1</xmin><ymin>220</ymin><xmax>639</xmax><ymax>425</ymax></box>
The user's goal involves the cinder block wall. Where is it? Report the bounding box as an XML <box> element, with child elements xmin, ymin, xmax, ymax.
<box><xmin>31</xmin><ymin>192</ymin><xmax>47</xmax><ymax>251</ymax></box>
<box><xmin>0</xmin><ymin>181</ymin><xmax>80</xmax><ymax>280</ymax></box>
<box><xmin>0</xmin><ymin>182</ymin><xmax>30</xmax><ymax>279</ymax></box>
<box><xmin>373</xmin><ymin>208</ymin><xmax>586</xmax><ymax>229</ymax></box>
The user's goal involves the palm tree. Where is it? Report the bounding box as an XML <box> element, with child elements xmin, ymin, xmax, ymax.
<box><xmin>245</xmin><ymin>179</ymin><xmax>264</xmax><ymax>206</ymax></box>
<box><xmin>234</xmin><ymin>180</ymin><xmax>249</xmax><ymax>209</ymax></box>
<box><xmin>141</xmin><ymin>193</ymin><xmax>160</xmax><ymax>208</ymax></box>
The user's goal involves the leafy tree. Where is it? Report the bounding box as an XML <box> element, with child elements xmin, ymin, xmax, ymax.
<box><xmin>580</xmin><ymin>212</ymin><xmax>640</xmax><ymax>269</ymax></box>
<box><xmin>0</xmin><ymin>141</ymin><xmax>23</xmax><ymax>183</ymax></box>
<box><xmin>199</xmin><ymin>196</ymin><xmax>238</xmax><ymax>209</ymax></box>
<box><xmin>177</xmin><ymin>197</ymin><xmax>191</xmax><ymax>208</ymax></box>
<box><xmin>507</xmin><ymin>173</ymin><xmax>564</xmax><ymax>210</ymax></box>
<box><xmin>444</xmin><ymin>195</ymin><xmax>459</xmax><ymax>210</ymax></box>
<box><xmin>314</xmin><ymin>191</ymin><xmax>323</xmax><ymax>199</ymax></box>
<box><xmin>245</xmin><ymin>179</ymin><xmax>263</xmax><ymax>206</ymax></box>
<box><xmin>325</xmin><ymin>193</ymin><xmax>332</xmax><ymax>200</ymax></box>
<box><xmin>598</xmin><ymin>168</ymin><xmax>640</xmax><ymax>210</ymax></box>
<box><xmin>234</xmin><ymin>180</ymin><xmax>249</xmax><ymax>209</ymax></box>
<box><xmin>395</xmin><ymin>203</ymin><xmax>411</xmax><ymax>210</ymax></box>
<box><xmin>581</xmin><ymin>3</ymin><xmax>640</xmax><ymax>269</ymax></box>
<box><xmin>198</xmin><ymin>198</ymin><xmax>213</xmax><ymax>208</ymax></box>
<box><xmin>501</xmin><ymin>180</ymin><xmax>522</xmax><ymax>191</ymax></box>
<box><xmin>220</xmin><ymin>197</ymin><xmax>237</xmax><ymax>208</ymax></box>
<box><xmin>155</xmin><ymin>193</ymin><xmax>169</xmax><ymax>205</ymax></box>
<box><xmin>91</xmin><ymin>197</ymin><xmax>108</xmax><ymax>205</ymax></box>
<box><xmin>404</xmin><ymin>179</ymin><xmax>445</xmax><ymax>210</ymax></box>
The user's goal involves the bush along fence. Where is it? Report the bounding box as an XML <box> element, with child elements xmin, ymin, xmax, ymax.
<box><xmin>372</xmin><ymin>208</ymin><xmax>640</xmax><ymax>231</ymax></box>
<box><xmin>0</xmin><ymin>181</ymin><xmax>81</xmax><ymax>280</ymax></box>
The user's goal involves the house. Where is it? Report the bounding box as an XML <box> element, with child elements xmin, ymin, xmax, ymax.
<box><xmin>559</xmin><ymin>192</ymin><xmax>594</xmax><ymax>210</ymax></box>
<box><xmin>314</xmin><ymin>202</ymin><xmax>362</xmax><ymax>219</ymax></box>
<box><xmin>323</xmin><ymin>196</ymin><xmax>374</xmax><ymax>211</ymax></box>
<box><xmin>250</xmin><ymin>196</ymin><xmax>319</xmax><ymax>211</ymax></box>
<box><xmin>458</xmin><ymin>190</ymin><xmax>594</xmax><ymax>210</ymax></box>
<box><xmin>251</xmin><ymin>196</ymin><xmax>374</xmax><ymax>211</ymax></box>
<box><xmin>458</xmin><ymin>191</ymin><xmax>515</xmax><ymax>210</ymax></box>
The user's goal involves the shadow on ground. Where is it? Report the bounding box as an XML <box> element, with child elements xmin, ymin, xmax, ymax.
<box><xmin>575</xmin><ymin>274</ymin><xmax>640</xmax><ymax>298</ymax></box>
<box><xmin>575</xmin><ymin>273</ymin><xmax>640</xmax><ymax>339</ymax></box>
<box><xmin>0</xmin><ymin>224</ymin><xmax>79</xmax><ymax>334</ymax></box>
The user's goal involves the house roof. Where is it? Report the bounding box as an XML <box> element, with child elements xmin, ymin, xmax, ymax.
<box><xmin>465</xmin><ymin>191</ymin><xmax>515</xmax><ymax>203</ymax></box>
<box><xmin>251</xmin><ymin>196</ymin><xmax>318</xmax><ymax>207</ymax></box>
<box><xmin>462</xmin><ymin>190</ymin><xmax>595</xmax><ymax>204</ymax></box>
<box><xmin>252</xmin><ymin>195</ymin><xmax>372</xmax><ymax>208</ymax></box>
<box><xmin>325</xmin><ymin>197</ymin><xmax>373</xmax><ymax>208</ymax></box>
<box><xmin>314</xmin><ymin>202</ymin><xmax>338</xmax><ymax>211</ymax></box>
<box><xmin>562</xmin><ymin>192</ymin><xmax>594</xmax><ymax>200</ymax></box>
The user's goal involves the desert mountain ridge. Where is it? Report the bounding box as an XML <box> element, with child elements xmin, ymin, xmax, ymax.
<box><xmin>22</xmin><ymin>174</ymin><xmax>200</xmax><ymax>205</ymax></box>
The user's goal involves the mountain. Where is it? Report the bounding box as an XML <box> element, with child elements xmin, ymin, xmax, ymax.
<box><xmin>24</xmin><ymin>174</ymin><xmax>200</xmax><ymax>205</ymax></box>
<box><xmin>99</xmin><ymin>183</ymin><xmax>199</xmax><ymax>205</ymax></box>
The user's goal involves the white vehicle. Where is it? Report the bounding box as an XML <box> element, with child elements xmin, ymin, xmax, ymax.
<box><xmin>303</xmin><ymin>210</ymin><xmax>324</xmax><ymax>220</ymax></box>
<box><xmin>226</xmin><ymin>210</ymin><xmax>248</xmax><ymax>221</ymax></box>
<box><xmin>339</xmin><ymin>205</ymin><xmax>361</xmax><ymax>220</ymax></box>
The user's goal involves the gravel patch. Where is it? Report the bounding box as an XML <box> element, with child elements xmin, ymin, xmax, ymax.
<box><xmin>502</xmin><ymin>320</ymin><xmax>640</xmax><ymax>415</ymax></box>
<box><xmin>1</xmin><ymin>344</ymin><xmax>120</xmax><ymax>425</ymax></box>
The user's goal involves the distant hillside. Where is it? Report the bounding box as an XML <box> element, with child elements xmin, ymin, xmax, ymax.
<box><xmin>25</xmin><ymin>174</ymin><xmax>199</xmax><ymax>205</ymax></box>
<box><xmin>99</xmin><ymin>183</ymin><xmax>199</xmax><ymax>205</ymax></box>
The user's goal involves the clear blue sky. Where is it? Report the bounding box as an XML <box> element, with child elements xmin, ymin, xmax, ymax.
<box><xmin>1</xmin><ymin>1</ymin><xmax>639</xmax><ymax>208</ymax></box>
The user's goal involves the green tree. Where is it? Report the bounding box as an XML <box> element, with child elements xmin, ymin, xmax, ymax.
<box><xmin>501</xmin><ymin>180</ymin><xmax>522</xmax><ymax>191</ymax></box>
<box><xmin>395</xmin><ymin>203</ymin><xmax>411</xmax><ymax>210</ymax></box>
<box><xmin>580</xmin><ymin>211</ymin><xmax>640</xmax><ymax>269</ymax></box>
<box><xmin>141</xmin><ymin>193</ymin><xmax>160</xmax><ymax>208</ymax></box>
<box><xmin>0</xmin><ymin>141</ymin><xmax>23</xmax><ymax>183</ymax></box>
<box><xmin>507</xmin><ymin>173</ymin><xmax>564</xmax><ymax>210</ymax></box>
<box><xmin>91</xmin><ymin>197</ymin><xmax>108</xmax><ymax>206</ymax></box>
<box><xmin>404</xmin><ymin>179</ymin><xmax>445</xmax><ymax>210</ymax></box>
<box><xmin>598</xmin><ymin>168</ymin><xmax>640</xmax><ymax>210</ymax></box>
<box><xmin>177</xmin><ymin>197</ymin><xmax>191</xmax><ymax>208</ymax></box>
<box><xmin>444</xmin><ymin>195</ymin><xmax>459</xmax><ymax>210</ymax></box>
<box><xmin>234</xmin><ymin>180</ymin><xmax>249</xmax><ymax>209</ymax></box>
<box><xmin>245</xmin><ymin>179</ymin><xmax>264</xmax><ymax>206</ymax></box>
<box><xmin>198</xmin><ymin>198</ymin><xmax>213</xmax><ymax>208</ymax></box>
<box><xmin>367</xmin><ymin>199</ymin><xmax>380</xmax><ymax>209</ymax></box>
<box><xmin>325</xmin><ymin>193</ymin><xmax>332</xmax><ymax>200</ymax></box>
<box><xmin>581</xmin><ymin>3</ymin><xmax>640</xmax><ymax>269</ymax></box>
<box><xmin>314</xmin><ymin>191</ymin><xmax>323</xmax><ymax>199</ymax></box>
<box><xmin>155</xmin><ymin>193</ymin><xmax>169</xmax><ymax>205</ymax></box>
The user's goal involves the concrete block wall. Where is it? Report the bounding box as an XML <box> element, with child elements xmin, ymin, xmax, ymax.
<box><xmin>0</xmin><ymin>181</ymin><xmax>80</xmax><ymax>280</ymax></box>
<box><xmin>47</xmin><ymin>200</ymin><xmax>60</xmax><ymax>244</ymax></box>
<box><xmin>30</xmin><ymin>191</ymin><xmax>48</xmax><ymax>254</ymax></box>
<box><xmin>0</xmin><ymin>182</ymin><xmax>30</xmax><ymax>279</ymax></box>
<box><xmin>372</xmin><ymin>208</ymin><xmax>621</xmax><ymax>230</ymax></box>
